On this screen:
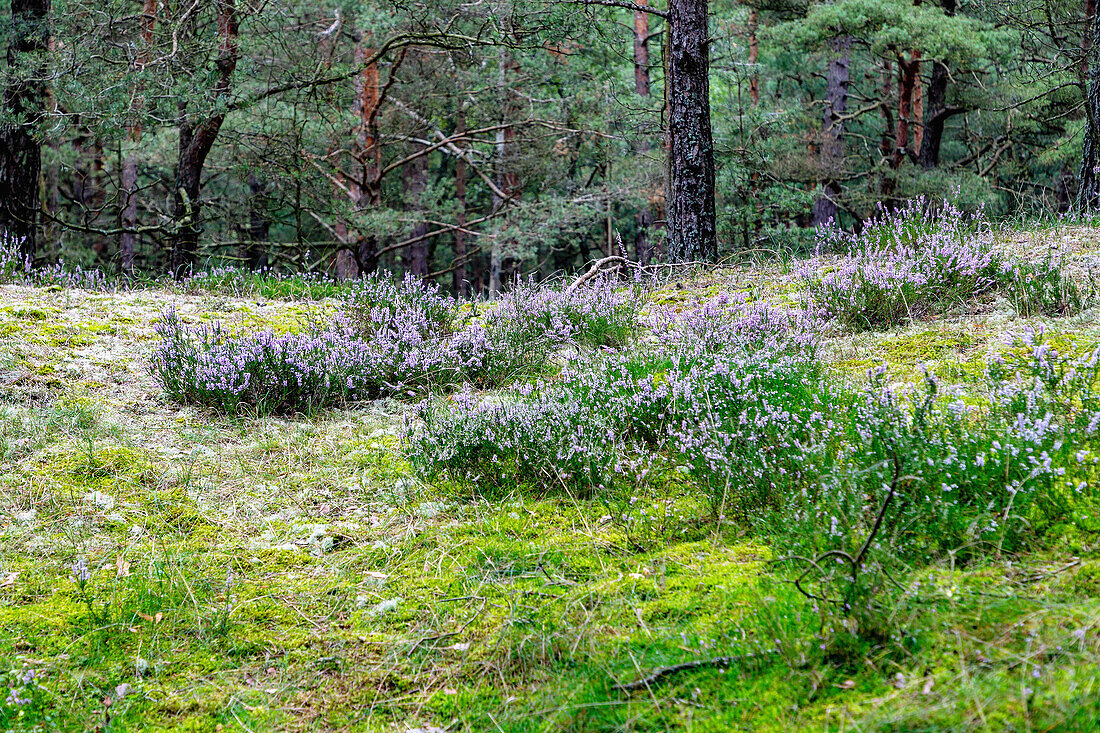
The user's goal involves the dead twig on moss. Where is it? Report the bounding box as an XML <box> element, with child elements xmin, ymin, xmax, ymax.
<box><xmin>615</xmin><ymin>650</ymin><xmax>777</xmax><ymax>692</ymax></box>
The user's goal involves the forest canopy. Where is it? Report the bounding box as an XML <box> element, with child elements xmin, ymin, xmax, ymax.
<box><xmin>1</xmin><ymin>0</ymin><xmax>1098</xmax><ymax>292</ymax></box>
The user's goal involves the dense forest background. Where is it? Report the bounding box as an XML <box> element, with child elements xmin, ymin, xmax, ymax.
<box><xmin>0</xmin><ymin>0</ymin><xmax>1097</xmax><ymax>294</ymax></box>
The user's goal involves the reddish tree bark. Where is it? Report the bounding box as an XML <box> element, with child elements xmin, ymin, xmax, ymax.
<box><xmin>893</xmin><ymin>50</ymin><xmax>920</xmax><ymax>169</ymax></box>
<box><xmin>634</xmin><ymin>2</ymin><xmax>651</xmax><ymax>97</ymax></box>
<box><xmin>912</xmin><ymin>60</ymin><xmax>924</xmax><ymax>153</ymax></box>
<box><xmin>633</xmin><ymin>0</ymin><xmax>653</xmax><ymax>265</ymax></box>
<box><xmin>170</xmin><ymin>0</ymin><xmax>239</xmax><ymax>277</ymax></box>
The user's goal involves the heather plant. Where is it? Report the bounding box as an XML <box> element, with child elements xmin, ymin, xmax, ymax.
<box><xmin>414</xmin><ymin>288</ymin><xmax>1100</xmax><ymax>568</ymax></box>
<box><xmin>150</xmin><ymin>309</ymin><xmax>376</xmax><ymax>414</ymax></box>
<box><xmin>783</xmin><ymin>330</ymin><xmax>1100</xmax><ymax>573</ymax></box>
<box><xmin>152</xmin><ymin>275</ymin><xmax>649</xmax><ymax>414</ymax></box>
<box><xmin>343</xmin><ymin>273</ymin><xmax>457</xmax><ymax>341</ymax></box>
<box><xmin>487</xmin><ymin>277</ymin><xmax>643</xmax><ymax>348</ymax></box>
<box><xmin>0</xmin><ymin>664</ymin><xmax>53</xmax><ymax>730</ymax></box>
<box><xmin>1001</xmin><ymin>253</ymin><xmax>1091</xmax><ymax>317</ymax></box>
<box><xmin>410</xmin><ymin>295</ymin><xmax>838</xmax><ymax>516</ymax></box>
<box><xmin>149</xmin><ymin>307</ymin><xmax>517</xmax><ymax>414</ymax></box>
<box><xmin>802</xmin><ymin>200</ymin><xmax>1004</xmax><ymax>329</ymax></box>
<box><xmin>0</xmin><ymin>233</ymin><xmax>31</xmax><ymax>284</ymax></box>
<box><xmin>0</xmin><ymin>234</ymin><xmax>109</xmax><ymax>291</ymax></box>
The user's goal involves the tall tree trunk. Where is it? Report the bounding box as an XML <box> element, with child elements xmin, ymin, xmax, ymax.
<box><xmin>246</xmin><ymin>174</ymin><xmax>269</xmax><ymax>270</ymax></box>
<box><xmin>402</xmin><ymin>154</ymin><xmax>429</xmax><ymax>278</ymax></box>
<box><xmin>453</xmin><ymin>104</ymin><xmax>469</xmax><ymax>296</ymax></box>
<box><xmin>170</xmin><ymin>0</ymin><xmax>238</xmax><ymax>277</ymax></box>
<box><xmin>893</xmin><ymin>50</ymin><xmax>920</xmax><ymax>170</ymax></box>
<box><xmin>666</xmin><ymin>0</ymin><xmax>716</xmax><ymax>262</ymax></box>
<box><xmin>912</xmin><ymin>65</ymin><xmax>924</xmax><ymax>154</ymax></box>
<box><xmin>634</xmin><ymin>2</ymin><xmax>651</xmax><ymax>98</ymax></box>
<box><xmin>1081</xmin><ymin>0</ymin><xmax>1100</xmax><ymax>208</ymax></box>
<box><xmin>120</xmin><ymin>0</ymin><xmax>157</xmax><ymax>275</ymax></box>
<box><xmin>0</xmin><ymin>0</ymin><xmax>51</xmax><ymax>262</ymax></box>
<box><xmin>748</xmin><ymin>8</ymin><xmax>759</xmax><ymax>105</ymax></box>
<box><xmin>1082</xmin><ymin>6</ymin><xmax>1100</xmax><ymax>209</ymax></box>
<box><xmin>490</xmin><ymin>52</ymin><xmax>520</xmax><ymax>296</ymax></box>
<box><xmin>918</xmin><ymin>0</ymin><xmax>958</xmax><ymax>170</ymax></box>
<box><xmin>354</xmin><ymin>39</ymin><xmax>382</xmax><ymax>275</ymax></box>
<box><xmin>813</xmin><ymin>35</ymin><xmax>851</xmax><ymax>227</ymax></box>
<box><xmin>633</xmin><ymin>0</ymin><xmax>653</xmax><ymax>265</ymax></box>
<box><xmin>879</xmin><ymin>57</ymin><xmax>895</xmax><ymax>198</ymax></box>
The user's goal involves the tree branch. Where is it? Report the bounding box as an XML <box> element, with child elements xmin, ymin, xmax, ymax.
<box><xmin>572</xmin><ymin>0</ymin><xmax>668</xmax><ymax>19</ymax></box>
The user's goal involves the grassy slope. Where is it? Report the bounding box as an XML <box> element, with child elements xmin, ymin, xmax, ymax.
<box><xmin>1</xmin><ymin>228</ymin><xmax>1100</xmax><ymax>732</ymax></box>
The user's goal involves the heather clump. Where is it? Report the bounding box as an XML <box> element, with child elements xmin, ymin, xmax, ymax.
<box><xmin>150</xmin><ymin>309</ymin><xmax>375</xmax><ymax>414</ymax></box>
<box><xmin>150</xmin><ymin>276</ymin><xmax>648</xmax><ymax>414</ymax></box>
<box><xmin>802</xmin><ymin>200</ymin><xmax>1004</xmax><ymax>329</ymax></box>
<box><xmin>488</xmin><ymin>277</ymin><xmax>643</xmax><ymax>348</ymax></box>
<box><xmin>343</xmin><ymin>273</ymin><xmax>458</xmax><ymax>341</ymax></box>
<box><xmin>414</xmin><ymin>290</ymin><xmax>1100</xmax><ymax>567</ymax></box>
<box><xmin>1000</xmin><ymin>252</ymin><xmax>1091</xmax><ymax>317</ymax></box>
<box><xmin>150</xmin><ymin>308</ymin><xmax>490</xmax><ymax>413</ymax></box>
<box><xmin>0</xmin><ymin>233</ymin><xmax>32</xmax><ymax>283</ymax></box>
<box><xmin>786</xmin><ymin>335</ymin><xmax>1100</xmax><ymax>565</ymax></box>
<box><xmin>411</xmin><ymin>295</ymin><xmax>840</xmax><ymax>516</ymax></box>
<box><xmin>0</xmin><ymin>233</ymin><xmax>109</xmax><ymax>290</ymax></box>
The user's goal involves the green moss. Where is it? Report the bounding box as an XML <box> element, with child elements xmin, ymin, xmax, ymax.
<box><xmin>882</xmin><ymin>328</ymin><xmax>977</xmax><ymax>365</ymax></box>
<box><xmin>140</xmin><ymin>488</ymin><xmax>213</xmax><ymax>534</ymax></box>
<box><xmin>1</xmin><ymin>305</ymin><xmax>57</xmax><ymax>321</ymax></box>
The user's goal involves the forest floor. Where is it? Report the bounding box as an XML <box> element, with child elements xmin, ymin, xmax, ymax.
<box><xmin>2</xmin><ymin>226</ymin><xmax>1100</xmax><ymax>731</ymax></box>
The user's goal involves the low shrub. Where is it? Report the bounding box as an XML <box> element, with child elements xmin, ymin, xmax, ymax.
<box><xmin>487</xmin><ymin>277</ymin><xmax>643</xmax><ymax>348</ymax></box>
<box><xmin>1001</xmin><ymin>253</ymin><xmax>1089</xmax><ymax>317</ymax></box>
<box><xmin>413</xmin><ymin>293</ymin><xmax>1100</xmax><ymax>569</ymax></box>
<box><xmin>150</xmin><ymin>277</ymin><xmax>647</xmax><ymax>414</ymax></box>
<box><xmin>0</xmin><ymin>233</ymin><xmax>108</xmax><ymax>291</ymax></box>
<box><xmin>410</xmin><ymin>294</ymin><xmax>834</xmax><ymax>515</ymax></box>
<box><xmin>150</xmin><ymin>309</ymin><xmax>375</xmax><ymax>414</ymax></box>
<box><xmin>343</xmin><ymin>273</ymin><xmax>458</xmax><ymax>340</ymax></box>
<box><xmin>801</xmin><ymin>199</ymin><xmax>1003</xmax><ymax>330</ymax></box>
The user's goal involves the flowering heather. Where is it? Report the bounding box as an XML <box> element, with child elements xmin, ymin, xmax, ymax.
<box><xmin>0</xmin><ymin>232</ymin><xmax>32</xmax><ymax>283</ymax></box>
<box><xmin>344</xmin><ymin>273</ymin><xmax>458</xmax><ymax>340</ymax></box>
<box><xmin>413</xmin><ymin>290</ymin><xmax>1100</xmax><ymax>558</ymax></box>
<box><xmin>488</xmin><ymin>276</ymin><xmax>643</xmax><ymax>348</ymax></box>
<box><xmin>999</xmin><ymin>252</ymin><xmax>1088</xmax><ymax>317</ymax></box>
<box><xmin>412</xmin><ymin>295</ymin><xmax>835</xmax><ymax>512</ymax></box>
<box><xmin>0</xmin><ymin>234</ymin><xmax>108</xmax><ymax>291</ymax></box>
<box><xmin>151</xmin><ymin>275</ymin><xmax>647</xmax><ymax>413</ymax></box>
<box><xmin>151</xmin><ymin>309</ymin><xmax>378</xmax><ymax>413</ymax></box>
<box><xmin>801</xmin><ymin>199</ymin><xmax>1004</xmax><ymax>329</ymax></box>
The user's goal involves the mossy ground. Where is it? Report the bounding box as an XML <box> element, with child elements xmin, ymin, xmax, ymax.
<box><xmin>2</xmin><ymin>227</ymin><xmax>1100</xmax><ymax>731</ymax></box>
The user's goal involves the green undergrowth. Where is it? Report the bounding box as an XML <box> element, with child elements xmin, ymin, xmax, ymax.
<box><xmin>4</xmin><ymin>243</ymin><xmax>1100</xmax><ymax>730</ymax></box>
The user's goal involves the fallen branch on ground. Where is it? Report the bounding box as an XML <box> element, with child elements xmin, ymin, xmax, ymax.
<box><xmin>615</xmin><ymin>650</ymin><xmax>776</xmax><ymax>692</ymax></box>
